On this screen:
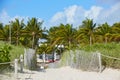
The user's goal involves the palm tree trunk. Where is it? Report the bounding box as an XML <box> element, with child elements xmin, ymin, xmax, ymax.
<box><xmin>90</xmin><ymin>36</ymin><xmax>92</xmax><ymax>46</ymax></box>
<box><xmin>17</xmin><ymin>36</ymin><xmax>18</xmax><ymax>46</ymax></box>
<box><xmin>9</xmin><ymin>26</ymin><xmax>11</xmax><ymax>44</ymax></box>
<box><xmin>32</xmin><ymin>35</ymin><xmax>35</xmax><ymax>49</ymax></box>
<box><xmin>105</xmin><ymin>37</ymin><xmax>107</xmax><ymax>44</ymax></box>
<box><xmin>16</xmin><ymin>32</ymin><xmax>18</xmax><ymax>46</ymax></box>
<box><xmin>68</xmin><ymin>40</ymin><xmax>71</xmax><ymax>50</ymax></box>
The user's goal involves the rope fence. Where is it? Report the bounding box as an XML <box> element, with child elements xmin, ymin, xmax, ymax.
<box><xmin>98</xmin><ymin>53</ymin><xmax>120</xmax><ymax>73</ymax></box>
<box><xmin>0</xmin><ymin>60</ymin><xmax>15</xmax><ymax>80</ymax></box>
<box><xmin>101</xmin><ymin>54</ymin><xmax>120</xmax><ymax>60</ymax></box>
<box><xmin>0</xmin><ymin>58</ymin><xmax>23</xmax><ymax>79</ymax></box>
<box><xmin>0</xmin><ymin>61</ymin><xmax>13</xmax><ymax>65</ymax></box>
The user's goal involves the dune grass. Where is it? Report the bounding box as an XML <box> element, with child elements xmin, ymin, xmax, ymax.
<box><xmin>79</xmin><ymin>43</ymin><xmax>120</xmax><ymax>68</ymax></box>
<box><xmin>61</xmin><ymin>42</ymin><xmax>120</xmax><ymax>69</ymax></box>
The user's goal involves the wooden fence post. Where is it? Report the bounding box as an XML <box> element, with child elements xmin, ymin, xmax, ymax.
<box><xmin>20</xmin><ymin>55</ymin><xmax>23</xmax><ymax>73</ymax></box>
<box><xmin>98</xmin><ymin>53</ymin><xmax>102</xmax><ymax>73</ymax></box>
<box><xmin>14</xmin><ymin>59</ymin><xmax>18</xmax><ymax>78</ymax></box>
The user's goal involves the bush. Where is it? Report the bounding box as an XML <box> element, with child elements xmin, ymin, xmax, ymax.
<box><xmin>0</xmin><ymin>45</ymin><xmax>12</xmax><ymax>63</ymax></box>
<box><xmin>0</xmin><ymin>41</ymin><xmax>24</xmax><ymax>61</ymax></box>
<box><xmin>0</xmin><ymin>44</ymin><xmax>12</xmax><ymax>72</ymax></box>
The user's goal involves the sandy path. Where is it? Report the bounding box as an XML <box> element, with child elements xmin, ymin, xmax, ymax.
<box><xmin>14</xmin><ymin>66</ymin><xmax>120</xmax><ymax>80</ymax></box>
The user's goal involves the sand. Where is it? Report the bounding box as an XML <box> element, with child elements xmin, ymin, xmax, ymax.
<box><xmin>2</xmin><ymin>66</ymin><xmax>118</xmax><ymax>80</ymax></box>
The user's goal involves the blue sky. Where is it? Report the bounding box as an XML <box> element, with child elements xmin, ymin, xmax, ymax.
<box><xmin>0</xmin><ymin>0</ymin><xmax>120</xmax><ymax>28</ymax></box>
<box><xmin>0</xmin><ymin>0</ymin><xmax>98</xmax><ymax>19</ymax></box>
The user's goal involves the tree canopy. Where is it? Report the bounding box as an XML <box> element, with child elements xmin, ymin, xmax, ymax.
<box><xmin>0</xmin><ymin>18</ymin><xmax>120</xmax><ymax>54</ymax></box>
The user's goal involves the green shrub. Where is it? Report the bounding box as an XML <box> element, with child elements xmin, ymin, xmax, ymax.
<box><xmin>0</xmin><ymin>41</ymin><xmax>24</xmax><ymax>61</ymax></box>
<box><xmin>0</xmin><ymin>44</ymin><xmax>12</xmax><ymax>72</ymax></box>
<box><xmin>0</xmin><ymin>45</ymin><xmax>12</xmax><ymax>63</ymax></box>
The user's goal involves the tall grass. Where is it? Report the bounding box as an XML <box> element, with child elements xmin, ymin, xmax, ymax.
<box><xmin>61</xmin><ymin>42</ymin><xmax>120</xmax><ymax>69</ymax></box>
<box><xmin>78</xmin><ymin>42</ymin><xmax>120</xmax><ymax>68</ymax></box>
<box><xmin>60</xmin><ymin>50</ymin><xmax>101</xmax><ymax>71</ymax></box>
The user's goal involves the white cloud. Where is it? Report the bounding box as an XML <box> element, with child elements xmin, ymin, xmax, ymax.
<box><xmin>10</xmin><ymin>15</ymin><xmax>29</xmax><ymax>24</ymax></box>
<box><xmin>64</xmin><ymin>5</ymin><xmax>77</xmax><ymax>23</ymax></box>
<box><xmin>96</xmin><ymin>2</ymin><xmax>120</xmax><ymax>25</ymax></box>
<box><xmin>37</xmin><ymin>18</ymin><xmax>43</xmax><ymax>22</ymax></box>
<box><xmin>50</xmin><ymin>2</ymin><xmax>120</xmax><ymax>27</ymax></box>
<box><xmin>0</xmin><ymin>9</ymin><xmax>45</xmax><ymax>28</ymax></box>
<box><xmin>0</xmin><ymin>10</ymin><xmax>31</xmax><ymax>25</ymax></box>
<box><xmin>0</xmin><ymin>10</ymin><xmax>10</xmax><ymax>24</ymax></box>
<box><xmin>51</xmin><ymin>12</ymin><xmax>64</xmax><ymax>22</ymax></box>
<box><xmin>0</xmin><ymin>10</ymin><xmax>28</xmax><ymax>24</ymax></box>
<box><xmin>85</xmin><ymin>6</ymin><xmax>103</xmax><ymax>20</ymax></box>
<box><xmin>50</xmin><ymin>5</ymin><xmax>80</xmax><ymax>26</ymax></box>
<box><xmin>50</xmin><ymin>5</ymin><xmax>86</xmax><ymax>27</ymax></box>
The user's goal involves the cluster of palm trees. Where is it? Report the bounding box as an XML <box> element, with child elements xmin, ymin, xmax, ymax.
<box><xmin>0</xmin><ymin>17</ymin><xmax>120</xmax><ymax>54</ymax></box>
<box><xmin>0</xmin><ymin>18</ymin><xmax>45</xmax><ymax>49</ymax></box>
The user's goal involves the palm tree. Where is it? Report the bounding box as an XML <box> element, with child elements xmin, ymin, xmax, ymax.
<box><xmin>60</xmin><ymin>24</ymin><xmax>77</xmax><ymax>49</ymax></box>
<box><xmin>0</xmin><ymin>23</ymin><xmax>3</xmax><ymax>40</ymax></box>
<box><xmin>75</xmin><ymin>27</ymin><xmax>88</xmax><ymax>45</ymax></box>
<box><xmin>112</xmin><ymin>22</ymin><xmax>120</xmax><ymax>33</ymax></box>
<box><xmin>48</xmin><ymin>26</ymin><xmax>60</xmax><ymax>48</ymax></box>
<box><xmin>10</xmin><ymin>18</ymin><xmax>25</xmax><ymax>45</ymax></box>
<box><xmin>25</xmin><ymin>17</ymin><xmax>44</xmax><ymax>49</ymax></box>
<box><xmin>48</xmin><ymin>24</ymin><xmax>76</xmax><ymax>49</ymax></box>
<box><xmin>111</xmin><ymin>22</ymin><xmax>120</xmax><ymax>42</ymax></box>
<box><xmin>80</xmin><ymin>18</ymin><xmax>96</xmax><ymax>46</ymax></box>
<box><xmin>0</xmin><ymin>24</ymin><xmax>10</xmax><ymax>42</ymax></box>
<box><xmin>96</xmin><ymin>22</ymin><xmax>112</xmax><ymax>43</ymax></box>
